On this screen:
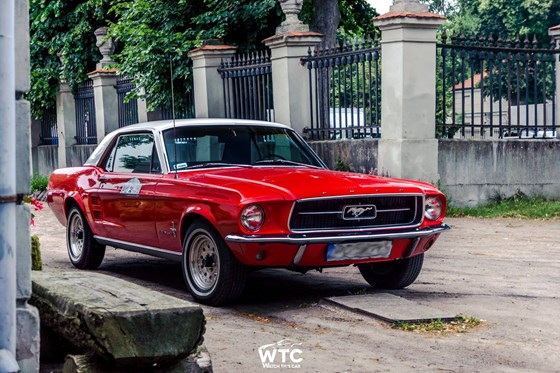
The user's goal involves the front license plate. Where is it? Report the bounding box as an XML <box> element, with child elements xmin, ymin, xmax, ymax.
<box><xmin>326</xmin><ymin>241</ymin><xmax>392</xmax><ymax>262</ymax></box>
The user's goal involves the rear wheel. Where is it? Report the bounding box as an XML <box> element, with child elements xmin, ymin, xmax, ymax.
<box><xmin>182</xmin><ymin>220</ymin><xmax>246</xmax><ymax>306</ymax></box>
<box><xmin>66</xmin><ymin>206</ymin><xmax>105</xmax><ymax>269</ymax></box>
<box><xmin>358</xmin><ymin>254</ymin><xmax>424</xmax><ymax>289</ymax></box>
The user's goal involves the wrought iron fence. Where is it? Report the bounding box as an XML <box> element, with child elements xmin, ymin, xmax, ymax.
<box><xmin>116</xmin><ymin>75</ymin><xmax>139</xmax><ymax>128</ymax></box>
<box><xmin>160</xmin><ymin>69</ymin><xmax>196</xmax><ymax>120</ymax></box>
<box><xmin>40</xmin><ymin>108</ymin><xmax>58</xmax><ymax>145</ymax></box>
<box><xmin>75</xmin><ymin>80</ymin><xmax>97</xmax><ymax>144</ymax></box>
<box><xmin>219</xmin><ymin>50</ymin><xmax>274</xmax><ymax>122</ymax></box>
<box><xmin>301</xmin><ymin>36</ymin><xmax>381</xmax><ymax>141</ymax></box>
<box><xmin>437</xmin><ymin>32</ymin><xmax>559</xmax><ymax>139</ymax></box>
<box><xmin>160</xmin><ymin>91</ymin><xmax>195</xmax><ymax>120</ymax></box>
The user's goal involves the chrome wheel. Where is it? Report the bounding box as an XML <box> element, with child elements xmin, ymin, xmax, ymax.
<box><xmin>182</xmin><ymin>220</ymin><xmax>247</xmax><ymax>306</ymax></box>
<box><xmin>68</xmin><ymin>211</ymin><xmax>85</xmax><ymax>261</ymax></box>
<box><xmin>188</xmin><ymin>230</ymin><xmax>220</xmax><ymax>293</ymax></box>
<box><xmin>65</xmin><ymin>206</ymin><xmax>106</xmax><ymax>269</ymax></box>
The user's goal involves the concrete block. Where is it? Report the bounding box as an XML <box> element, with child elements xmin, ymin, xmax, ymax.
<box><xmin>31</xmin><ymin>270</ymin><xmax>206</xmax><ymax>368</ymax></box>
<box><xmin>16</xmin><ymin>304</ymin><xmax>40</xmax><ymax>373</ymax></box>
<box><xmin>322</xmin><ymin>293</ymin><xmax>455</xmax><ymax>323</ymax></box>
<box><xmin>16</xmin><ymin>99</ymin><xmax>31</xmax><ymax>195</ymax></box>
<box><xmin>15</xmin><ymin>0</ymin><xmax>30</xmax><ymax>93</ymax></box>
<box><xmin>16</xmin><ymin>204</ymin><xmax>31</xmax><ymax>301</ymax></box>
<box><xmin>62</xmin><ymin>346</ymin><xmax>212</xmax><ymax>373</ymax></box>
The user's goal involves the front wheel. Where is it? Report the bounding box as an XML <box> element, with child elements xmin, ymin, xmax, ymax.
<box><xmin>66</xmin><ymin>206</ymin><xmax>105</xmax><ymax>269</ymax></box>
<box><xmin>358</xmin><ymin>254</ymin><xmax>424</xmax><ymax>289</ymax></box>
<box><xmin>182</xmin><ymin>220</ymin><xmax>246</xmax><ymax>306</ymax></box>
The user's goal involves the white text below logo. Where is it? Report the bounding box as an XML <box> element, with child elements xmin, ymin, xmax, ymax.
<box><xmin>258</xmin><ymin>339</ymin><xmax>303</xmax><ymax>369</ymax></box>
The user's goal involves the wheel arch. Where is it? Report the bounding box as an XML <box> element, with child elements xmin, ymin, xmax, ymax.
<box><xmin>180</xmin><ymin>211</ymin><xmax>216</xmax><ymax>246</ymax></box>
<box><xmin>64</xmin><ymin>194</ymin><xmax>86</xmax><ymax>218</ymax></box>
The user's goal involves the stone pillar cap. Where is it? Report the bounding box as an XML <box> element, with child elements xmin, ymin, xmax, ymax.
<box><xmin>187</xmin><ymin>45</ymin><xmax>237</xmax><ymax>58</ymax></box>
<box><xmin>374</xmin><ymin>11</ymin><xmax>446</xmax><ymax>28</ymax></box>
<box><xmin>549</xmin><ymin>24</ymin><xmax>560</xmax><ymax>37</ymax></box>
<box><xmin>87</xmin><ymin>68</ymin><xmax>119</xmax><ymax>77</ymax></box>
<box><xmin>376</xmin><ymin>11</ymin><xmax>446</xmax><ymax>21</ymax></box>
<box><xmin>262</xmin><ymin>31</ymin><xmax>323</xmax><ymax>47</ymax></box>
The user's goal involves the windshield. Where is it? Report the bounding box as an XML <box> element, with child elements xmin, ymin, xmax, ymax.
<box><xmin>162</xmin><ymin>125</ymin><xmax>325</xmax><ymax>170</ymax></box>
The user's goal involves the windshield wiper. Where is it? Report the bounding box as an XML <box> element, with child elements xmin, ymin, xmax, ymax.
<box><xmin>252</xmin><ymin>159</ymin><xmax>318</xmax><ymax>168</ymax></box>
<box><xmin>185</xmin><ymin>162</ymin><xmax>252</xmax><ymax>169</ymax></box>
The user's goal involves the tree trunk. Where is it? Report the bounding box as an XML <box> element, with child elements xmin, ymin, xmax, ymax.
<box><xmin>310</xmin><ymin>0</ymin><xmax>340</xmax><ymax>48</ymax></box>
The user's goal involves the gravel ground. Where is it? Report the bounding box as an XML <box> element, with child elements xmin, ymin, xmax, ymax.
<box><xmin>32</xmin><ymin>206</ymin><xmax>560</xmax><ymax>373</ymax></box>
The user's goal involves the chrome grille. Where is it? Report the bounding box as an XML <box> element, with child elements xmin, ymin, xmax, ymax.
<box><xmin>289</xmin><ymin>195</ymin><xmax>423</xmax><ymax>231</ymax></box>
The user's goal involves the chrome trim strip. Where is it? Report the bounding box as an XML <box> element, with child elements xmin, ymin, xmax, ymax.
<box><xmin>297</xmin><ymin>208</ymin><xmax>411</xmax><ymax>216</ymax></box>
<box><xmin>288</xmin><ymin>194</ymin><xmax>423</xmax><ymax>233</ymax></box>
<box><xmin>225</xmin><ymin>223</ymin><xmax>451</xmax><ymax>244</ymax></box>
<box><xmin>291</xmin><ymin>193</ymin><xmax>424</xmax><ymax>202</ymax></box>
<box><xmin>377</xmin><ymin>208</ymin><xmax>412</xmax><ymax>213</ymax></box>
<box><xmin>94</xmin><ymin>236</ymin><xmax>182</xmax><ymax>261</ymax></box>
<box><xmin>293</xmin><ymin>245</ymin><xmax>307</xmax><ymax>266</ymax></box>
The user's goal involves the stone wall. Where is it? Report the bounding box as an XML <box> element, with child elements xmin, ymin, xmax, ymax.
<box><xmin>309</xmin><ymin>139</ymin><xmax>379</xmax><ymax>174</ymax></box>
<box><xmin>311</xmin><ymin>138</ymin><xmax>560</xmax><ymax>207</ymax></box>
<box><xmin>439</xmin><ymin>139</ymin><xmax>560</xmax><ymax>206</ymax></box>
<box><xmin>69</xmin><ymin>145</ymin><xmax>97</xmax><ymax>167</ymax></box>
<box><xmin>35</xmin><ymin>145</ymin><xmax>58</xmax><ymax>176</ymax></box>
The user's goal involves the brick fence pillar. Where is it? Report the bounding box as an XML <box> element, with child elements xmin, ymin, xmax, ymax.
<box><xmin>90</xmin><ymin>70</ymin><xmax>118</xmax><ymax>141</ymax></box>
<box><xmin>188</xmin><ymin>44</ymin><xmax>237</xmax><ymax>118</ymax></box>
<box><xmin>263</xmin><ymin>32</ymin><xmax>322</xmax><ymax>133</ymax></box>
<box><xmin>56</xmin><ymin>82</ymin><xmax>76</xmax><ymax>169</ymax></box>
<box><xmin>374</xmin><ymin>1</ymin><xmax>445</xmax><ymax>182</ymax></box>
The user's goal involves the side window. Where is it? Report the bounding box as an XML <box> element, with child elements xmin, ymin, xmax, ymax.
<box><xmin>109</xmin><ymin>133</ymin><xmax>157</xmax><ymax>174</ymax></box>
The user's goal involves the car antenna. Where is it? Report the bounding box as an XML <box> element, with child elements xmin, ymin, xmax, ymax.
<box><xmin>170</xmin><ymin>55</ymin><xmax>178</xmax><ymax>179</ymax></box>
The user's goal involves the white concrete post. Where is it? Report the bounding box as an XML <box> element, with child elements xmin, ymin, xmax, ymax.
<box><xmin>57</xmin><ymin>82</ymin><xmax>77</xmax><ymax>168</ymax></box>
<box><xmin>549</xmin><ymin>25</ymin><xmax>560</xmax><ymax>138</ymax></box>
<box><xmin>90</xmin><ymin>70</ymin><xmax>119</xmax><ymax>140</ymax></box>
<box><xmin>263</xmin><ymin>32</ymin><xmax>322</xmax><ymax>133</ymax></box>
<box><xmin>374</xmin><ymin>1</ymin><xmax>445</xmax><ymax>182</ymax></box>
<box><xmin>188</xmin><ymin>45</ymin><xmax>237</xmax><ymax>118</ymax></box>
<box><xmin>0</xmin><ymin>0</ymin><xmax>18</xmax><ymax>369</ymax></box>
<box><xmin>137</xmin><ymin>88</ymin><xmax>148</xmax><ymax>123</ymax></box>
<box><xmin>0</xmin><ymin>0</ymin><xmax>41</xmax><ymax>371</ymax></box>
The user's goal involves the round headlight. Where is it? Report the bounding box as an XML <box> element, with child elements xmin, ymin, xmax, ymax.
<box><xmin>240</xmin><ymin>204</ymin><xmax>265</xmax><ymax>231</ymax></box>
<box><xmin>424</xmin><ymin>196</ymin><xmax>443</xmax><ymax>221</ymax></box>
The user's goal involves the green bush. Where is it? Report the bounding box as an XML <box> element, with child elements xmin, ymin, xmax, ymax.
<box><xmin>447</xmin><ymin>195</ymin><xmax>560</xmax><ymax>220</ymax></box>
<box><xmin>31</xmin><ymin>235</ymin><xmax>42</xmax><ymax>271</ymax></box>
<box><xmin>30</xmin><ymin>174</ymin><xmax>49</xmax><ymax>193</ymax></box>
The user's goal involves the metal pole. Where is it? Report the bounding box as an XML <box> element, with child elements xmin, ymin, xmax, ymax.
<box><xmin>0</xmin><ymin>0</ymin><xmax>19</xmax><ymax>370</ymax></box>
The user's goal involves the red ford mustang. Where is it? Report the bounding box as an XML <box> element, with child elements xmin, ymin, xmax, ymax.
<box><xmin>48</xmin><ymin>119</ymin><xmax>450</xmax><ymax>305</ymax></box>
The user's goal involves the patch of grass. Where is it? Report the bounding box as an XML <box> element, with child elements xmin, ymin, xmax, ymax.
<box><xmin>391</xmin><ymin>315</ymin><xmax>483</xmax><ymax>335</ymax></box>
<box><xmin>30</xmin><ymin>174</ymin><xmax>49</xmax><ymax>193</ymax></box>
<box><xmin>447</xmin><ymin>194</ymin><xmax>560</xmax><ymax>220</ymax></box>
<box><xmin>334</xmin><ymin>158</ymin><xmax>353</xmax><ymax>172</ymax></box>
<box><xmin>298</xmin><ymin>301</ymin><xmax>318</xmax><ymax>309</ymax></box>
<box><xmin>347</xmin><ymin>288</ymin><xmax>368</xmax><ymax>296</ymax></box>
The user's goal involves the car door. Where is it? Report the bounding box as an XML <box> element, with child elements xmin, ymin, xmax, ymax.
<box><xmin>94</xmin><ymin>132</ymin><xmax>162</xmax><ymax>247</ymax></box>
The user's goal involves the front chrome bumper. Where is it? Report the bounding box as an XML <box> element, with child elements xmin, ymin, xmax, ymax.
<box><xmin>225</xmin><ymin>223</ymin><xmax>451</xmax><ymax>245</ymax></box>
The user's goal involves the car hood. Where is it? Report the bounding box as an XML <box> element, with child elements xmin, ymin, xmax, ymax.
<box><xmin>182</xmin><ymin>166</ymin><xmax>436</xmax><ymax>201</ymax></box>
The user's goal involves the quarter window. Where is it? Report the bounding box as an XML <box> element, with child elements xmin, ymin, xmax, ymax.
<box><xmin>105</xmin><ymin>133</ymin><xmax>161</xmax><ymax>173</ymax></box>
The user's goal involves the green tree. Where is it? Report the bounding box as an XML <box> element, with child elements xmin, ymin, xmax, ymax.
<box><xmin>108</xmin><ymin>0</ymin><xmax>282</xmax><ymax>113</ymax></box>
<box><xmin>29</xmin><ymin>0</ymin><xmax>380</xmax><ymax>117</ymax></box>
<box><xmin>29</xmin><ymin>0</ymin><xmax>116</xmax><ymax>118</ymax></box>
